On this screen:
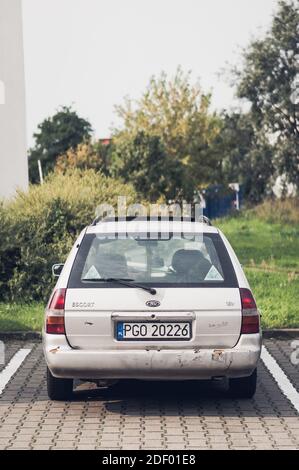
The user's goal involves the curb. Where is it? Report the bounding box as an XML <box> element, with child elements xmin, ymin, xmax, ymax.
<box><xmin>0</xmin><ymin>331</ymin><xmax>42</xmax><ymax>341</ymax></box>
<box><xmin>0</xmin><ymin>329</ymin><xmax>298</xmax><ymax>341</ymax></box>
<box><xmin>262</xmin><ymin>329</ymin><xmax>299</xmax><ymax>339</ymax></box>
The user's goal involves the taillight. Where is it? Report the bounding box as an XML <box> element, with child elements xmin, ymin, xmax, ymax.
<box><xmin>240</xmin><ymin>288</ymin><xmax>260</xmax><ymax>334</ymax></box>
<box><xmin>46</xmin><ymin>288</ymin><xmax>66</xmax><ymax>334</ymax></box>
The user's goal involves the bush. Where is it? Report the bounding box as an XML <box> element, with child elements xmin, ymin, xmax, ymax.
<box><xmin>251</xmin><ymin>198</ymin><xmax>299</xmax><ymax>225</ymax></box>
<box><xmin>0</xmin><ymin>204</ymin><xmax>20</xmax><ymax>296</ymax></box>
<box><xmin>0</xmin><ymin>170</ymin><xmax>137</xmax><ymax>302</ymax></box>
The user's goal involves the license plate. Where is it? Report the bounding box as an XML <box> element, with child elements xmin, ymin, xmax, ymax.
<box><xmin>116</xmin><ymin>322</ymin><xmax>191</xmax><ymax>341</ymax></box>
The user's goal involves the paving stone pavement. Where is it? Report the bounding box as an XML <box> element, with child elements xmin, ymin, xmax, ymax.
<box><xmin>0</xmin><ymin>339</ymin><xmax>298</xmax><ymax>450</ymax></box>
<box><xmin>264</xmin><ymin>338</ymin><xmax>299</xmax><ymax>393</ymax></box>
<box><xmin>0</xmin><ymin>340</ymin><xmax>27</xmax><ymax>373</ymax></box>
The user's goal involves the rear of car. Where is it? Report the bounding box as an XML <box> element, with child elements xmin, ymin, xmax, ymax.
<box><xmin>43</xmin><ymin>219</ymin><xmax>261</xmax><ymax>400</ymax></box>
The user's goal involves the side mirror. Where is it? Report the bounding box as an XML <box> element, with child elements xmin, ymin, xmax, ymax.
<box><xmin>52</xmin><ymin>263</ymin><xmax>64</xmax><ymax>277</ymax></box>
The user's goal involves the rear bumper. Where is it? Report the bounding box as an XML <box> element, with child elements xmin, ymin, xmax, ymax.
<box><xmin>43</xmin><ymin>332</ymin><xmax>262</xmax><ymax>380</ymax></box>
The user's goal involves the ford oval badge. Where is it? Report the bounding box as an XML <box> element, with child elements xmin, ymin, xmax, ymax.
<box><xmin>146</xmin><ymin>300</ymin><xmax>160</xmax><ymax>307</ymax></box>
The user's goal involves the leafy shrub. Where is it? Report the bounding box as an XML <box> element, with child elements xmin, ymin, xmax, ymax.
<box><xmin>0</xmin><ymin>170</ymin><xmax>136</xmax><ymax>302</ymax></box>
<box><xmin>0</xmin><ymin>204</ymin><xmax>20</xmax><ymax>296</ymax></box>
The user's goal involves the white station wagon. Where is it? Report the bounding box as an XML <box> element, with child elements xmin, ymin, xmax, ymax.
<box><xmin>43</xmin><ymin>216</ymin><xmax>261</xmax><ymax>400</ymax></box>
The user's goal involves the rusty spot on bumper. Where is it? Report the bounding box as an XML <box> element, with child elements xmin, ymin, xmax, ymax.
<box><xmin>212</xmin><ymin>349</ymin><xmax>224</xmax><ymax>361</ymax></box>
<box><xmin>49</xmin><ymin>347</ymin><xmax>60</xmax><ymax>354</ymax></box>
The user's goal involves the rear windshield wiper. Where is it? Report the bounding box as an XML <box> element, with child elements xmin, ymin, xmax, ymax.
<box><xmin>84</xmin><ymin>278</ymin><xmax>157</xmax><ymax>295</ymax></box>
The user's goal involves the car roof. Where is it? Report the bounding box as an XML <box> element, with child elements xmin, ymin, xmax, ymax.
<box><xmin>86</xmin><ymin>219</ymin><xmax>219</xmax><ymax>234</ymax></box>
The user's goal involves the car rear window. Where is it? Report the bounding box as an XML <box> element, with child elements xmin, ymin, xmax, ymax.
<box><xmin>68</xmin><ymin>232</ymin><xmax>238</xmax><ymax>288</ymax></box>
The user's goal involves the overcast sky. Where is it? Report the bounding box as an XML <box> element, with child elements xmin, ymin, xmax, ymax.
<box><xmin>22</xmin><ymin>0</ymin><xmax>279</xmax><ymax>147</ymax></box>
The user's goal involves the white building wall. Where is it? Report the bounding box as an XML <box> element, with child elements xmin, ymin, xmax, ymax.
<box><xmin>0</xmin><ymin>0</ymin><xmax>28</xmax><ymax>199</ymax></box>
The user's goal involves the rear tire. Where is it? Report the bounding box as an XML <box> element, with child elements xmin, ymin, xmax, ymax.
<box><xmin>229</xmin><ymin>368</ymin><xmax>257</xmax><ymax>398</ymax></box>
<box><xmin>47</xmin><ymin>367</ymin><xmax>73</xmax><ymax>401</ymax></box>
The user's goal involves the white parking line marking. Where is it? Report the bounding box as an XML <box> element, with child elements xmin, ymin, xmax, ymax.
<box><xmin>261</xmin><ymin>345</ymin><xmax>299</xmax><ymax>413</ymax></box>
<box><xmin>0</xmin><ymin>348</ymin><xmax>31</xmax><ymax>394</ymax></box>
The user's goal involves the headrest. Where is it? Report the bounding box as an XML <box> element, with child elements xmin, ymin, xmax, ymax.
<box><xmin>172</xmin><ymin>249</ymin><xmax>205</xmax><ymax>274</ymax></box>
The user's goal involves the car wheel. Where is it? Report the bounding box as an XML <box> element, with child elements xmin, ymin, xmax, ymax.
<box><xmin>228</xmin><ymin>368</ymin><xmax>257</xmax><ymax>398</ymax></box>
<box><xmin>47</xmin><ymin>367</ymin><xmax>73</xmax><ymax>401</ymax></box>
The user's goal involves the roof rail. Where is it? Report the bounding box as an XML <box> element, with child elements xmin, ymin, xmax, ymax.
<box><xmin>197</xmin><ymin>215</ymin><xmax>212</xmax><ymax>226</ymax></box>
<box><xmin>91</xmin><ymin>215</ymin><xmax>137</xmax><ymax>226</ymax></box>
<box><xmin>92</xmin><ymin>215</ymin><xmax>212</xmax><ymax>226</ymax></box>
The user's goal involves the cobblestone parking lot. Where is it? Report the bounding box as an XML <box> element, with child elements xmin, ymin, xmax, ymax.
<box><xmin>0</xmin><ymin>337</ymin><xmax>298</xmax><ymax>450</ymax></box>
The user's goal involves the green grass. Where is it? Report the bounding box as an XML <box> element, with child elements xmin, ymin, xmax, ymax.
<box><xmin>217</xmin><ymin>213</ymin><xmax>299</xmax><ymax>328</ymax></box>
<box><xmin>0</xmin><ymin>209</ymin><xmax>298</xmax><ymax>331</ymax></box>
<box><xmin>0</xmin><ymin>302</ymin><xmax>44</xmax><ymax>332</ymax></box>
<box><xmin>217</xmin><ymin>216</ymin><xmax>299</xmax><ymax>271</ymax></box>
<box><xmin>245</xmin><ymin>269</ymin><xmax>299</xmax><ymax>328</ymax></box>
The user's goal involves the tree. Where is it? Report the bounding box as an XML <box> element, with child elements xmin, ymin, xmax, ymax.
<box><xmin>28</xmin><ymin>106</ymin><xmax>92</xmax><ymax>183</ymax></box>
<box><xmin>55</xmin><ymin>140</ymin><xmax>112</xmax><ymax>176</ymax></box>
<box><xmin>213</xmin><ymin>113</ymin><xmax>274</xmax><ymax>203</ymax></box>
<box><xmin>112</xmin><ymin>68</ymin><xmax>221</xmax><ymax>200</ymax></box>
<box><xmin>235</xmin><ymin>0</ymin><xmax>299</xmax><ymax>187</ymax></box>
<box><xmin>112</xmin><ymin>132</ymin><xmax>186</xmax><ymax>202</ymax></box>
